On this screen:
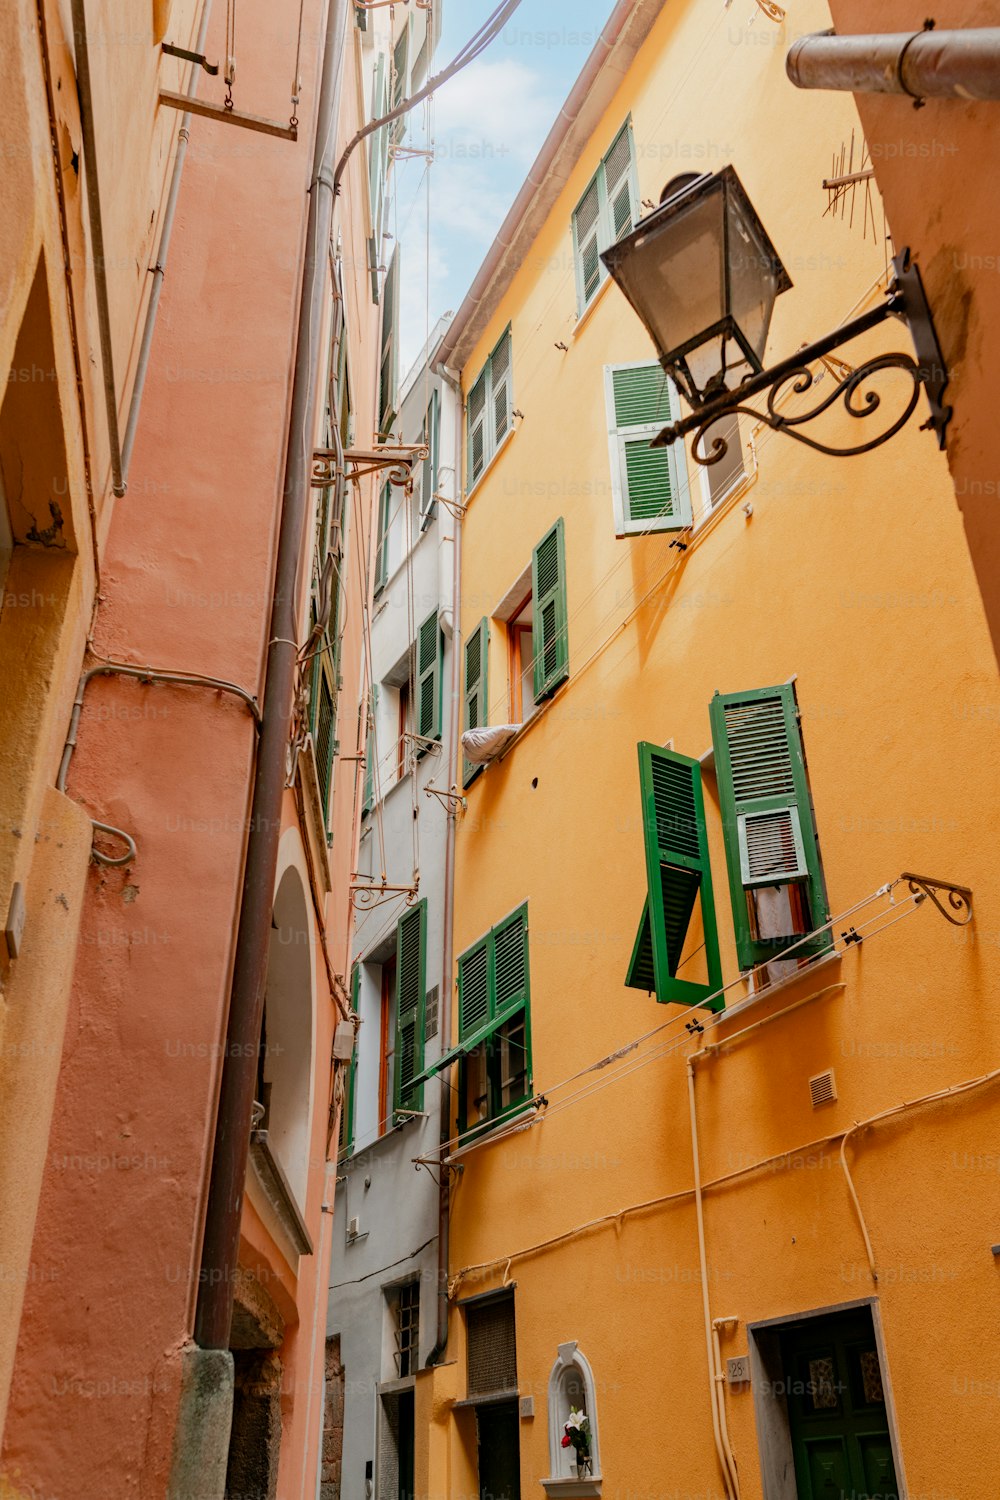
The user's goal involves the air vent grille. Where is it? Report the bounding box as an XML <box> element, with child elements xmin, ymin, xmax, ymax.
<box><xmin>809</xmin><ymin>1069</ymin><xmax>837</xmax><ymax>1108</ymax></box>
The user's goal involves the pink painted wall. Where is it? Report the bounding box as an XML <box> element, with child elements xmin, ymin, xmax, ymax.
<box><xmin>1</xmin><ymin>0</ymin><xmax>376</xmax><ymax>1492</ymax></box>
<box><xmin>826</xmin><ymin>1</ymin><xmax>1000</xmax><ymax>666</ymax></box>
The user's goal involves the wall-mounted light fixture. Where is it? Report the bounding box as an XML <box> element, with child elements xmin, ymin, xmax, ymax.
<box><xmin>601</xmin><ymin>166</ymin><xmax>951</xmax><ymax>467</ymax></box>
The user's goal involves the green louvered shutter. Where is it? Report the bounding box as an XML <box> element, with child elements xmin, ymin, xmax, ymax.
<box><xmin>626</xmin><ymin>744</ymin><xmax>723</xmax><ymax>1010</ymax></box>
<box><xmin>462</xmin><ymin>617</ymin><xmax>488</xmax><ymax>789</ymax></box>
<box><xmin>491</xmin><ymin>906</ymin><xmax>528</xmax><ymax>1023</ymax></box>
<box><xmin>390</xmin><ymin>21</ymin><xmax>409</xmax><ymax>147</ymax></box>
<box><xmin>532</xmin><ymin>519</ymin><xmax>569</xmax><ymax>702</ymax></box>
<box><xmin>420</xmin><ymin>388</ymin><xmax>440</xmax><ymax>530</ymax></box>
<box><xmin>362</xmin><ymin>682</ymin><xmax>379</xmax><ymax>814</ymax></box>
<box><xmin>466</xmin><ymin>368</ymin><xmax>487</xmax><ymax>490</ymax></box>
<box><xmin>458</xmin><ymin>934</ymin><xmax>490</xmax><ymax>1043</ymax></box>
<box><xmin>605</xmin><ymin>362</ymin><xmax>691</xmax><ymax>537</ymax></box>
<box><xmin>378</xmin><ymin>250</ymin><xmax>399</xmax><ymax>436</ymax></box>
<box><xmin>394</xmin><ymin>900</ymin><xmax>426</xmax><ymax>1114</ymax></box>
<box><xmin>490</xmin><ymin>328</ymin><xmax>512</xmax><ymax>452</ymax></box>
<box><xmin>710</xmin><ymin>685</ymin><xmax>831</xmax><ymax>971</ymax></box>
<box><xmin>368</xmin><ymin>53</ymin><xmax>388</xmax><ymax>302</ymax></box>
<box><xmin>374</xmin><ymin>480</ymin><xmax>391</xmax><ymax>593</ymax></box>
<box><xmin>339</xmin><ymin>964</ymin><xmax>360</xmax><ymax>1157</ymax></box>
<box><xmin>416</xmin><ymin>608</ymin><xmax>441</xmax><ymax>752</ymax></box>
<box><xmin>572</xmin><ymin>174</ymin><xmax>603</xmax><ymax>313</ymax></box>
<box><xmin>603</xmin><ymin>120</ymin><xmax>638</xmax><ymax>245</ymax></box>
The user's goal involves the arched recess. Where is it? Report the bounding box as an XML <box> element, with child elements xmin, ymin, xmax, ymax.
<box><xmin>544</xmin><ymin>1341</ymin><xmax>602</xmax><ymax>1494</ymax></box>
<box><xmin>258</xmin><ymin>838</ymin><xmax>316</xmax><ymax>1214</ymax></box>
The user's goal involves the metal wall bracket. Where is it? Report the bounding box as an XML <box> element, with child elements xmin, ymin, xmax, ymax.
<box><xmin>424</xmin><ymin>785</ymin><xmax>467</xmax><ymax>815</ymax></box>
<box><xmin>900</xmin><ymin>871</ymin><xmax>973</xmax><ymax>926</ymax></box>
<box><xmin>158</xmin><ymin>91</ymin><xmax>298</xmax><ymax>141</ymax></box>
<box><xmin>655</xmin><ymin>248</ymin><xmax>951</xmax><ymax>463</ymax></box>
<box><xmin>160</xmin><ymin>41</ymin><xmax>219</xmax><ymax>74</ymax></box>
<box><xmin>349</xmin><ymin>880</ymin><xmax>419</xmax><ymax>912</ymax></box>
<box><xmin>313</xmin><ymin>444</ymin><xmax>428</xmax><ymax>489</ymax></box>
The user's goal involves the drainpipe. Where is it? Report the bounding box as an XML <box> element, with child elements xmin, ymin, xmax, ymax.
<box><xmin>70</xmin><ymin>0</ymin><xmax>127</xmax><ymax>496</ymax></box>
<box><xmin>686</xmin><ymin>1058</ymin><xmax>739</xmax><ymax>1500</ymax></box>
<box><xmin>121</xmin><ymin>0</ymin><xmax>215</xmax><ymax>479</ymax></box>
<box><xmin>786</xmin><ymin>28</ymin><xmax>1000</xmax><ymax>101</ymax></box>
<box><xmin>425</xmin><ymin>369</ymin><xmax>463</xmax><ymax>1367</ymax></box>
<box><xmin>194</xmin><ymin>0</ymin><xmax>350</xmax><ymax>1351</ymax></box>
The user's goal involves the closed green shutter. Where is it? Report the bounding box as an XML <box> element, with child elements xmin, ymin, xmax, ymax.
<box><xmin>605</xmin><ymin>362</ymin><xmax>691</xmax><ymax>536</ymax></box>
<box><xmin>532</xmin><ymin>519</ymin><xmax>569</xmax><ymax>702</ymax></box>
<box><xmin>339</xmin><ymin>964</ymin><xmax>360</xmax><ymax>1157</ymax></box>
<box><xmin>572</xmin><ymin>176</ymin><xmax>603</xmax><ymax>311</ymax></box>
<box><xmin>390</xmin><ymin>21</ymin><xmax>409</xmax><ymax>147</ymax></box>
<box><xmin>626</xmin><ymin>744</ymin><xmax>723</xmax><ymax>1011</ymax></box>
<box><xmin>571</xmin><ymin>117</ymin><xmax>639</xmax><ymax>315</ymax></box>
<box><xmin>378</xmin><ymin>250</ymin><xmax>399</xmax><ymax>436</ymax></box>
<box><xmin>467</xmin><ymin>369</ymin><xmax>487</xmax><ymax>489</ymax></box>
<box><xmin>489</xmin><ymin>328</ymin><xmax>512</xmax><ymax>452</ymax></box>
<box><xmin>313</xmin><ymin>651</ymin><xmax>337</xmax><ymax>819</ymax></box>
<box><xmin>603</xmin><ymin>120</ymin><xmax>638</xmax><ymax>244</ymax></box>
<box><xmin>362</xmin><ymin>682</ymin><xmax>379</xmax><ymax>814</ymax></box>
<box><xmin>420</xmin><ymin>388</ymin><xmax>440</xmax><ymax>530</ymax></box>
<box><xmin>462</xmin><ymin>617</ymin><xmax>488</xmax><ymax>789</ymax></box>
<box><xmin>710</xmin><ymin>685</ymin><xmax>831</xmax><ymax>970</ymax></box>
<box><xmin>458</xmin><ymin>934</ymin><xmax>490</xmax><ymax>1042</ymax></box>
<box><xmin>416</xmin><ymin>608</ymin><xmax>441</xmax><ymax>751</ymax></box>
<box><xmin>374</xmin><ymin>479</ymin><xmax>391</xmax><ymax>593</ymax></box>
<box><xmin>465</xmin><ymin>325</ymin><xmax>513</xmax><ymax>493</ymax></box>
<box><xmin>394</xmin><ymin>900</ymin><xmax>426</xmax><ymax>1114</ymax></box>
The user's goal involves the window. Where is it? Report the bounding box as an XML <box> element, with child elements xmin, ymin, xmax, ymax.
<box><xmin>378</xmin><ymin>953</ymin><xmax>396</xmax><ymax>1135</ymax></box>
<box><xmin>389</xmin><ymin>21</ymin><xmax>409</xmax><ymax>149</ymax></box>
<box><xmin>625</xmin><ymin>744</ymin><xmax>724</xmax><ymax>1011</ymax></box>
<box><xmin>396</xmin><ymin>678</ymin><xmax>411</xmax><ymax>782</ymax></box>
<box><xmin>462</xmin><ymin>617</ymin><xmax>489</xmax><ymax>789</ymax></box>
<box><xmin>452</xmin><ymin>905</ymin><xmax>531</xmax><ymax>1136</ymax></box>
<box><xmin>378</xmin><ymin>250</ymin><xmax>399</xmax><ymax>436</ymax></box>
<box><xmin>531</xmin><ymin>519</ymin><xmax>569</xmax><ymax>702</ymax></box>
<box><xmin>466</xmin><ymin>1290</ymin><xmax>517</xmax><ymax>1397</ymax></box>
<box><xmin>419</xmin><ymin>388</ymin><xmax>440</xmax><ymax>530</ymax></box>
<box><xmin>374</xmin><ymin>479</ymin><xmax>391</xmax><ymax>594</ymax></box>
<box><xmin>709</xmin><ymin>683</ymin><xmax>831</xmax><ymax>975</ymax></box>
<box><xmin>393</xmin><ymin>900</ymin><xmax>427</xmax><ymax>1117</ymax></box>
<box><xmin>390</xmin><ymin>1280</ymin><xmax>420</xmax><ymax>1377</ymax></box>
<box><xmin>506</xmin><ymin>594</ymin><xmax>535</xmax><ymax>724</ymax></box>
<box><xmin>466</xmin><ymin>325</ymin><xmax>512</xmax><ymax>491</ymax></box>
<box><xmin>572</xmin><ymin>118</ymin><xmax>639</xmax><ymax>314</ymax></box>
<box><xmin>698</xmin><ymin>411</ymin><xmax>749</xmax><ymax>515</ymax></box>
<box><xmin>604</xmin><ymin>362</ymin><xmax>692</xmax><ymax>537</ymax></box>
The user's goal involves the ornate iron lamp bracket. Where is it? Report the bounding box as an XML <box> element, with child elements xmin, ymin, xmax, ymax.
<box><xmin>424</xmin><ymin>784</ymin><xmax>467</xmax><ymax>815</ymax></box>
<box><xmin>312</xmin><ymin>444</ymin><xmax>428</xmax><ymax>489</ymax></box>
<box><xmin>349</xmin><ymin>879</ymin><xmax>420</xmax><ymax>912</ymax></box>
<box><xmin>900</xmin><ymin>872</ymin><xmax>973</xmax><ymax>926</ymax></box>
<box><xmin>654</xmin><ymin>249</ymin><xmax>951</xmax><ymax>464</ymax></box>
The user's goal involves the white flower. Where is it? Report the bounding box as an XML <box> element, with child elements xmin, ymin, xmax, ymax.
<box><xmin>567</xmin><ymin>1408</ymin><xmax>587</xmax><ymax>1428</ymax></box>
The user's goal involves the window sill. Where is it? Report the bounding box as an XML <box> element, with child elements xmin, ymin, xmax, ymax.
<box><xmin>465</xmin><ymin>424</ymin><xmax>516</xmax><ymax>505</ymax></box>
<box><xmin>248</xmin><ymin>1130</ymin><xmax>313</xmax><ymax>1256</ymax></box>
<box><xmin>445</xmin><ymin>1102</ymin><xmax>540</xmax><ymax>1163</ymax></box>
<box><xmin>542</xmin><ymin>1478</ymin><xmax>603</xmax><ymax>1498</ymax></box>
<box><xmin>713</xmin><ymin>947</ymin><xmax>843</xmax><ymax>1027</ymax></box>
<box><xmin>570</xmin><ymin>274</ymin><xmax>614</xmax><ymax>342</ymax></box>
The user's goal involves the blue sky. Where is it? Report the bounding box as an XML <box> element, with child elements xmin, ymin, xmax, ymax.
<box><xmin>393</xmin><ymin>0</ymin><xmax>614</xmax><ymax>377</ymax></box>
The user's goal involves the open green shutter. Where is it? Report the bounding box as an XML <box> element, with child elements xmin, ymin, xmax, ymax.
<box><xmin>340</xmin><ymin>964</ymin><xmax>360</xmax><ymax>1156</ymax></box>
<box><xmin>491</xmin><ymin>906</ymin><xmax>528</xmax><ymax>1023</ymax></box>
<box><xmin>378</xmin><ymin>250</ymin><xmax>399</xmax><ymax>436</ymax></box>
<box><xmin>394</xmin><ymin>900</ymin><xmax>426</xmax><ymax>1113</ymax></box>
<box><xmin>374</xmin><ymin>480</ymin><xmax>390</xmax><ymax>593</ymax></box>
<box><xmin>628</xmin><ymin>743</ymin><xmax>723</xmax><ymax>1010</ymax></box>
<box><xmin>416</xmin><ymin>608</ymin><xmax>441</xmax><ymax>752</ymax></box>
<box><xmin>462</xmin><ymin>617</ymin><xmax>488</xmax><ymax>788</ymax></box>
<box><xmin>420</xmin><ymin>388</ymin><xmax>440</xmax><ymax>529</ymax></box>
<box><xmin>602</xmin><ymin>120</ymin><xmax>638</xmax><ymax>245</ymax></box>
<box><xmin>390</xmin><ymin>21</ymin><xmax>409</xmax><ymax>146</ymax></box>
<box><xmin>467</xmin><ymin>369</ymin><xmax>487</xmax><ymax>490</ymax></box>
<box><xmin>605</xmin><ymin>363</ymin><xmax>691</xmax><ymax>536</ymax></box>
<box><xmin>362</xmin><ymin>682</ymin><xmax>379</xmax><ymax>814</ymax></box>
<box><xmin>490</xmin><ymin>328</ymin><xmax>512</xmax><ymax>452</ymax></box>
<box><xmin>710</xmin><ymin>685</ymin><xmax>831</xmax><ymax>970</ymax></box>
<box><xmin>572</xmin><ymin>173</ymin><xmax>602</xmax><ymax>313</ymax></box>
<box><xmin>532</xmin><ymin>518</ymin><xmax>569</xmax><ymax>701</ymax></box>
<box><xmin>458</xmin><ymin>934</ymin><xmax>490</xmax><ymax>1042</ymax></box>
<box><xmin>368</xmin><ymin>54</ymin><xmax>388</xmax><ymax>301</ymax></box>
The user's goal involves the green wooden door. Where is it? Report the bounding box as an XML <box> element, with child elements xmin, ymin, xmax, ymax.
<box><xmin>477</xmin><ymin>1401</ymin><xmax>520</xmax><ymax>1500</ymax></box>
<box><xmin>781</xmin><ymin>1311</ymin><xmax>899</xmax><ymax>1500</ymax></box>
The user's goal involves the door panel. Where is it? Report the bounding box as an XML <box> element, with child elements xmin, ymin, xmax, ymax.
<box><xmin>857</xmin><ymin>1434</ymin><xmax>898</xmax><ymax>1499</ymax></box>
<box><xmin>477</xmin><ymin>1400</ymin><xmax>520</xmax><ymax>1500</ymax></box>
<box><xmin>804</xmin><ymin>1436</ymin><xmax>852</xmax><ymax>1497</ymax></box>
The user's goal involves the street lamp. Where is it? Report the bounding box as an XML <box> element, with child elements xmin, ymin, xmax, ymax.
<box><xmin>601</xmin><ymin>165</ymin><xmax>951</xmax><ymax>465</ymax></box>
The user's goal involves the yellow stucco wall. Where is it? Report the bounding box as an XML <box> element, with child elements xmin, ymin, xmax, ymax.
<box><xmin>444</xmin><ymin>3</ymin><xmax>1000</xmax><ymax>1498</ymax></box>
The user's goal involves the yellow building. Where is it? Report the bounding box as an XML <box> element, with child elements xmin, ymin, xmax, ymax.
<box><xmin>416</xmin><ymin>3</ymin><xmax>1000</xmax><ymax>1499</ymax></box>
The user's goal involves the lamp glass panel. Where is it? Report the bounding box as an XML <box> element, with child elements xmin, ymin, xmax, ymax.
<box><xmin>725</xmin><ymin>190</ymin><xmax>782</xmax><ymax>369</ymax></box>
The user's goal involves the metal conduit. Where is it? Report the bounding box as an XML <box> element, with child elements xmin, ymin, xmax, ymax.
<box><xmin>786</xmin><ymin>27</ymin><xmax>1000</xmax><ymax>101</ymax></box>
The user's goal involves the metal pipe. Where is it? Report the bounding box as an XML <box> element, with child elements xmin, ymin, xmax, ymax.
<box><xmin>712</xmin><ymin>1319</ymin><xmax>741</xmax><ymax>1498</ymax></box>
<box><xmin>686</xmin><ymin>1059</ymin><xmax>738</xmax><ymax>1500</ymax></box>
<box><xmin>426</xmin><ymin>368</ymin><xmax>463</xmax><ymax>1367</ymax></box>
<box><xmin>69</xmin><ymin>0</ymin><xmax>126</xmax><ymax>497</ymax></box>
<box><xmin>194</xmin><ymin>0</ymin><xmax>350</xmax><ymax>1352</ymax></box>
<box><xmin>787</xmin><ymin>28</ymin><xmax>1000</xmax><ymax>101</ymax></box>
<box><xmin>122</xmin><ymin>0</ymin><xmax>215</xmax><ymax>479</ymax></box>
